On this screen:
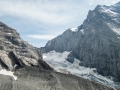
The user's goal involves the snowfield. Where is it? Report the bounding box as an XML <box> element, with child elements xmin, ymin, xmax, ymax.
<box><xmin>43</xmin><ymin>51</ymin><xmax>117</xmax><ymax>88</ymax></box>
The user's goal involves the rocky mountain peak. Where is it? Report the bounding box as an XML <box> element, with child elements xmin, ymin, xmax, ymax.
<box><xmin>83</xmin><ymin>3</ymin><xmax>120</xmax><ymax>37</ymax></box>
<box><xmin>44</xmin><ymin>2</ymin><xmax>120</xmax><ymax>88</ymax></box>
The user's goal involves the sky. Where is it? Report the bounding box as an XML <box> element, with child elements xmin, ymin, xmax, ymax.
<box><xmin>0</xmin><ymin>0</ymin><xmax>119</xmax><ymax>47</ymax></box>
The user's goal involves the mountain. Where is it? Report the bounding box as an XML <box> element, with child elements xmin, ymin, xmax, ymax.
<box><xmin>0</xmin><ymin>21</ymin><xmax>115</xmax><ymax>90</ymax></box>
<box><xmin>0</xmin><ymin>21</ymin><xmax>53</xmax><ymax>70</ymax></box>
<box><xmin>44</xmin><ymin>2</ymin><xmax>120</xmax><ymax>89</ymax></box>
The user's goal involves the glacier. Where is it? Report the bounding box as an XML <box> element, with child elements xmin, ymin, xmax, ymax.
<box><xmin>43</xmin><ymin>51</ymin><xmax>119</xmax><ymax>88</ymax></box>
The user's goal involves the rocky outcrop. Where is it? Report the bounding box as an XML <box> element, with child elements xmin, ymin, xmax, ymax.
<box><xmin>0</xmin><ymin>66</ymin><xmax>116</xmax><ymax>90</ymax></box>
<box><xmin>44</xmin><ymin>2</ymin><xmax>120</xmax><ymax>82</ymax></box>
<box><xmin>0</xmin><ymin>21</ymin><xmax>52</xmax><ymax>70</ymax></box>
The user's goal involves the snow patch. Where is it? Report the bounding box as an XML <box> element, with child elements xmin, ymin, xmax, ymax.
<box><xmin>112</xmin><ymin>18</ymin><xmax>119</xmax><ymax>23</ymax></box>
<box><xmin>118</xmin><ymin>37</ymin><xmax>120</xmax><ymax>39</ymax></box>
<box><xmin>80</xmin><ymin>29</ymin><xmax>85</xmax><ymax>35</ymax></box>
<box><xmin>6</xmin><ymin>33</ymin><xmax>12</xmax><ymax>34</ymax></box>
<box><xmin>14</xmin><ymin>64</ymin><xmax>19</xmax><ymax>69</ymax></box>
<box><xmin>0</xmin><ymin>69</ymin><xmax>17</xmax><ymax>80</ymax></box>
<box><xmin>4</xmin><ymin>41</ymin><xmax>11</xmax><ymax>44</ymax></box>
<box><xmin>107</xmin><ymin>23</ymin><xmax>120</xmax><ymax>35</ymax></box>
<box><xmin>100</xmin><ymin>6</ymin><xmax>118</xmax><ymax>17</ymax></box>
<box><xmin>70</xmin><ymin>28</ymin><xmax>78</xmax><ymax>32</ymax></box>
<box><xmin>43</xmin><ymin>51</ymin><xmax>70</xmax><ymax>62</ymax></box>
<box><xmin>43</xmin><ymin>55</ymin><xmax>47</xmax><ymax>58</ymax></box>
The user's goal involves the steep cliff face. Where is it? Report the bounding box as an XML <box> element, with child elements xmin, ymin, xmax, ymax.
<box><xmin>0</xmin><ymin>21</ymin><xmax>53</xmax><ymax>70</ymax></box>
<box><xmin>44</xmin><ymin>2</ymin><xmax>120</xmax><ymax>82</ymax></box>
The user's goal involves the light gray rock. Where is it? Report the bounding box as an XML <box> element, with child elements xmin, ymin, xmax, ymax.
<box><xmin>0</xmin><ymin>66</ymin><xmax>116</xmax><ymax>90</ymax></box>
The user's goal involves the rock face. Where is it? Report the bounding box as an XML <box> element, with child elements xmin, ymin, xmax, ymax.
<box><xmin>0</xmin><ymin>66</ymin><xmax>116</xmax><ymax>90</ymax></box>
<box><xmin>0</xmin><ymin>21</ymin><xmax>53</xmax><ymax>70</ymax></box>
<box><xmin>44</xmin><ymin>2</ymin><xmax>120</xmax><ymax>82</ymax></box>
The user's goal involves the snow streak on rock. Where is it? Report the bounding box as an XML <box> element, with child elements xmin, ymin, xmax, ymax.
<box><xmin>70</xmin><ymin>28</ymin><xmax>78</xmax><ymax>32</ymax></box>
<box><xmin>107</xmin><ymin>23</ymin><xmax>120</xmax><ymax>35</ymax></box>
<box><xmin>0</xmin><ymin>69</ymin><xmax>17</xmax><ymax>80</ymax></box>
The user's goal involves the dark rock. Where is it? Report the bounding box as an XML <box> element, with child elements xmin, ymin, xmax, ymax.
<box><xmin>66</xmin><ymin>52</ymin><xmax>75</xmax><ymax>63</ymax></box>
<box><xmin>0</xmin><ymin>45</ymin><xmax>4</xmax><ymax>50</ymax></box>
<box><xmin>38</xmin><ymin>59</ymin><xmax>54</xmax><ymax>70</ymax></box>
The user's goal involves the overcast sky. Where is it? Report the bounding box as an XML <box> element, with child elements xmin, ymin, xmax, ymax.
<box><xmin>0</xmin><ymin>0</ymin><xmax>119</xmax><ymax>47</ymax></box>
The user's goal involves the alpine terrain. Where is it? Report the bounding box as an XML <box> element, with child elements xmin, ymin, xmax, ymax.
<box><xmin>43</xmin><ymin>2</ymin><xmax>120</xmax><ymax>90</ymax></box>
<box><xmin>0</xmin><ymin>20</ymin><xmax>115</xmax><ymax>89</ymax></box>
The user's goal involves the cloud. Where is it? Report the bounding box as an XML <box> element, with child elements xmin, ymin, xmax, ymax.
<box><xmin>0</xmin><ymin>0</ymin><xmax>119</xmax><ymax>26</ymax></box>
<box><xmin>27</xmin><ymin>35</ymin><xmax>57</xmax><ymax>40</ymax></box>
<box><xmin>0</xmin><ymin>0</ymin><xmax>85</xmax><ymax>25</ymax></box>
<box><xmin>86</xmin><ymin>0</ymin><xmax>120</xmax><ymax>6</ymax></box>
